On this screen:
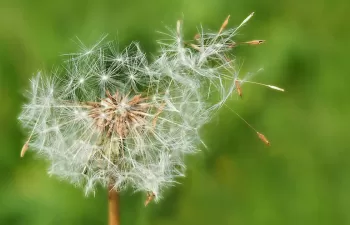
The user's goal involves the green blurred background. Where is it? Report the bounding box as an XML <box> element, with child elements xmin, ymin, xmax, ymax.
<box><xmin>0</xmin><ymin>0</ymin><xmax>349</xmax><ymax>224</ymax></box>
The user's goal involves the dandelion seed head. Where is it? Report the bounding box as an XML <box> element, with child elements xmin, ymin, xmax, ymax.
<box><xmin>18</xmin><ymin>13</ymin><xmax>270</xmax><ymax>200</ymax></box>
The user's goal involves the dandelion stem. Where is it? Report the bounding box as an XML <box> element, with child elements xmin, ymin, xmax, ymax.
<box><xmin>108</xmin><ymin>185</ymin><xmax>120</xmax><ymax>225</ymax></box>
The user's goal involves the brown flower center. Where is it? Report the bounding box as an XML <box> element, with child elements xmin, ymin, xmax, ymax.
<box><xmin>86</xmin><ymin>91</ymin><xmax>152</xmax><ymax>139</ymax></box>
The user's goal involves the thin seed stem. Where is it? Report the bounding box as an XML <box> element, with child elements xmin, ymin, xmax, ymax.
<box><xmin>224</xmin><ymin>105</ymin><xmax>257</xmax><ymax>132</ymax></box>
<box><xmin>108</xmin><ymin>185</ymin><xmax>120</xmax><ymax>225</ymax></box>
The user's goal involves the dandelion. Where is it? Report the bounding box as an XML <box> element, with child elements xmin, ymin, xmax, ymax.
<box><xmin>18</xmin><ymin>13</ymin><xmax>282</xmax><ymax>224</ymax></box>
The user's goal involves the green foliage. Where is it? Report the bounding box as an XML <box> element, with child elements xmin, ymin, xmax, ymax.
<box><xmin>0</xmin><ymin>0</ymin><xmax>349</xmax><ymax>224</ymax></box>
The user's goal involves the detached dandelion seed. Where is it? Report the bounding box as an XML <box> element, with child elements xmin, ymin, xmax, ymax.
<box><xmin>243</xmin><ymin>40</ymin><xmax>266</xmax><ymax>45</ymax></box>
<box><xmin>18</xmin><ymin>13</ymin><xmax>282</xmax><ymax>224</ymax></box>
<box><xmin>257</xmin><ymin>132</ymin><xmax>270</xmax><ymax>146</ymax></box>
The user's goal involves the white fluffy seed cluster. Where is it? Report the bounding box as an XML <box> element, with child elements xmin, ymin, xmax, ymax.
<box><xmin>19</xmin><ymin>13</ymin><xmax>257</xmax><ymax>200</ymax></box>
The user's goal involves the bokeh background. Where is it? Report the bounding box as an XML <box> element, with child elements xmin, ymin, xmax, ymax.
<box><xmin>0</xmin><ymin>0</ymin><xmax>349</xmax><ymax>224</ymax></box>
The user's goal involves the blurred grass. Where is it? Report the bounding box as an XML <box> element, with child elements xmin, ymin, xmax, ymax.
<box><xmin>0</xmin><ymin>0</ymin><xmax>349</xmax><ymax>224</ymax></box>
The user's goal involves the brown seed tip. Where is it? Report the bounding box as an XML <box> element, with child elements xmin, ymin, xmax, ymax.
<box><xmin>235</xmin><ymin>79</ymin><xmax>242</xmax><ymax>98</ymax></box>
<box><xmin>144</xmin><ymin>192</ymin><xmax>155</xmax><ymax>206</ymax></box>
<box><xmin>219</xmin><ymin>15</ymin><xmax>230</xmax><ymax>34</ymax></box>
<box><xmin>194</xmin><ymin>33</ymin><xmax>201</xmax><ymax>40</ymax></box>
<box><xmin>257</xmin><ymin>132</ymin><xmax>270</xmax><ymax>146</ymax></box>
<box><xmin>244</xmin><ymin>40</ymin><xmax>266</xmax><ymax>45</ymax></box>
<box><xmin>20</xmin><ymin>141</ymin><xmax>29</xmax><ymax>157</ymax></box>
<box><xmin>228</xmin><ymin>42</ymin><xmax>237</xmax><ymax>48</ymax></box>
